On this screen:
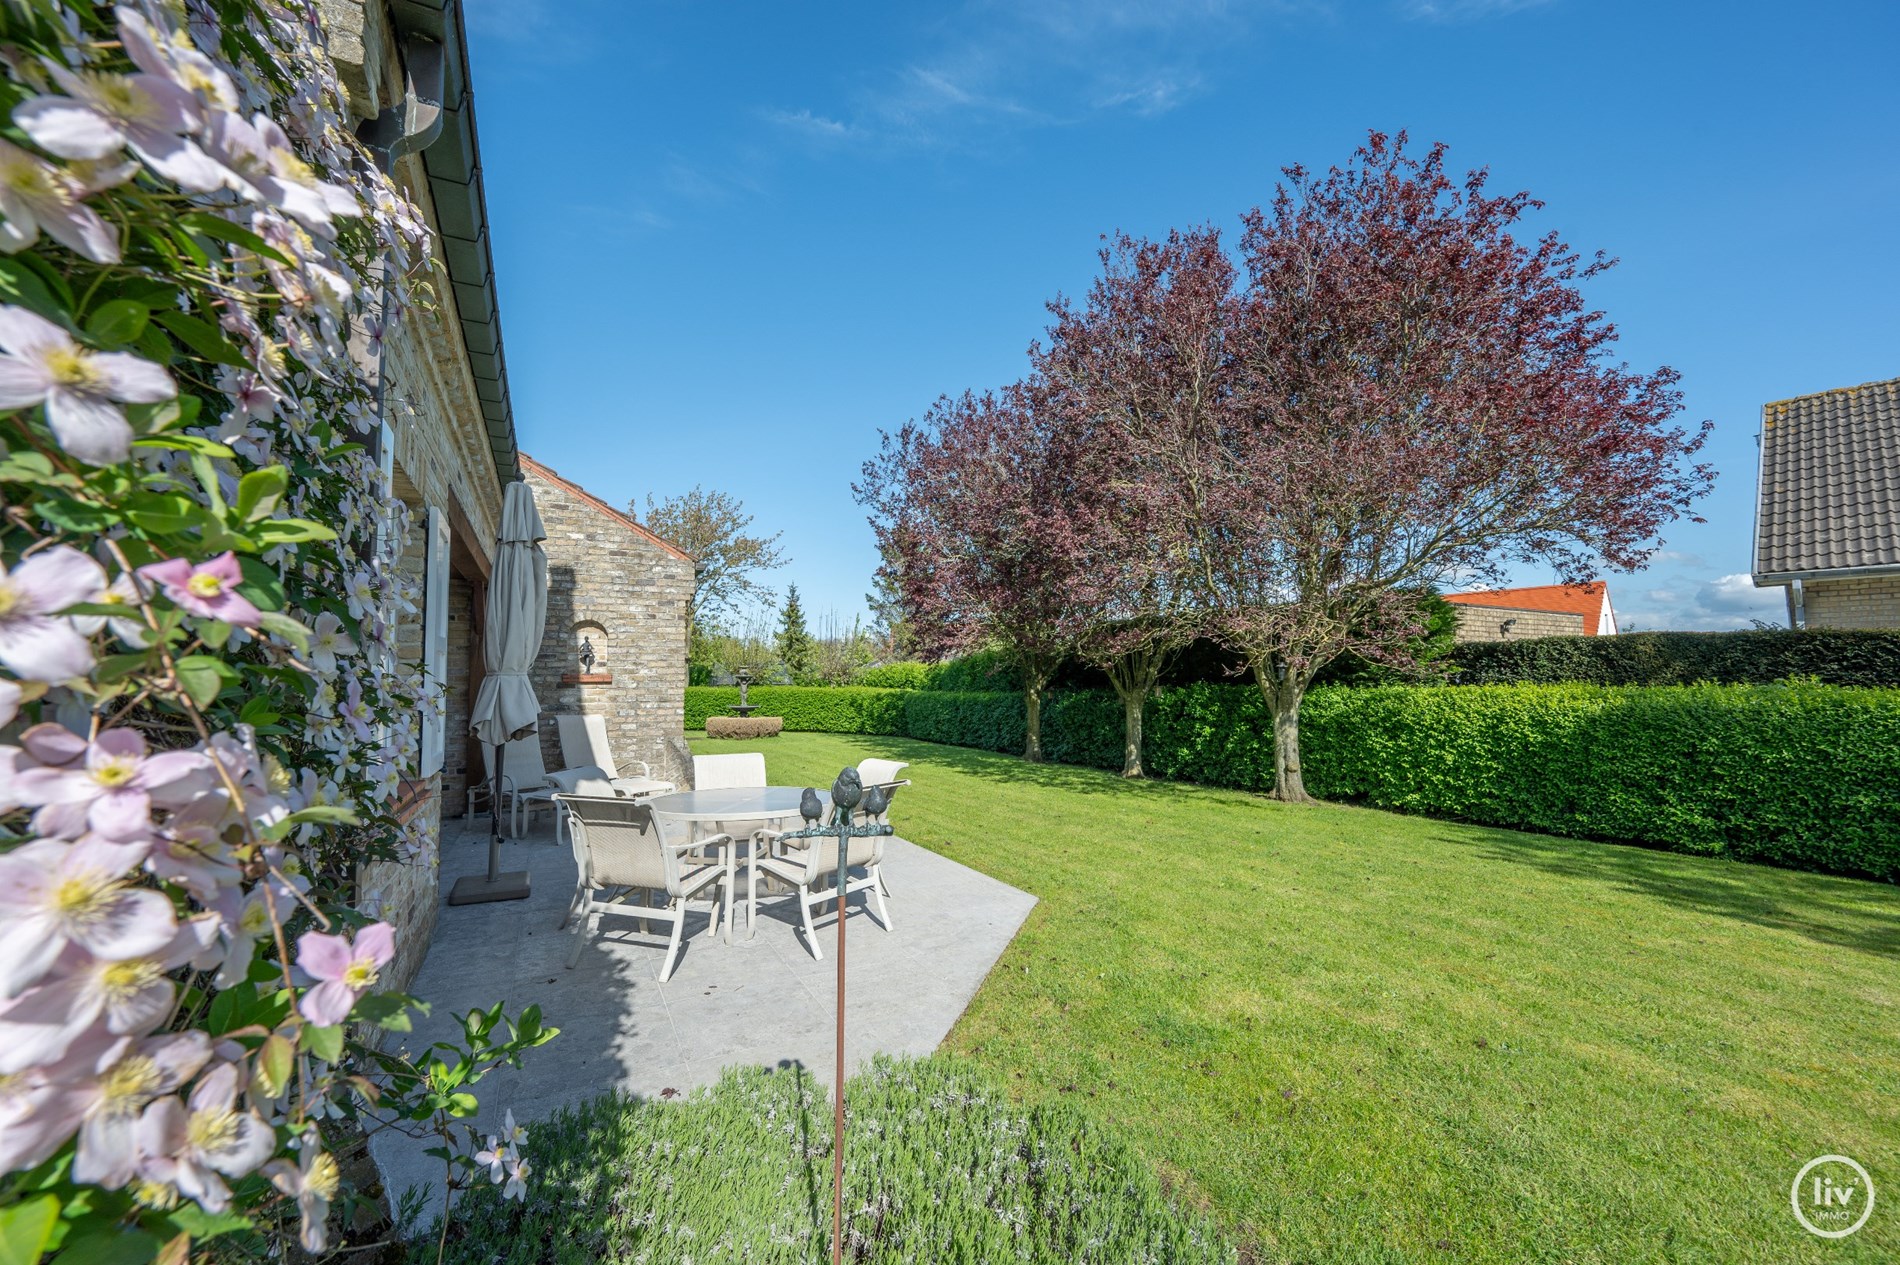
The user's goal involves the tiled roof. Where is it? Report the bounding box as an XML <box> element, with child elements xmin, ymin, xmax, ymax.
<box><xmin>519</xmin><ymin>454</ymin><xmax>694</xmax><ymax>563</ymax></box>
<box><xmin>1445</xmin><ymin>582</ymin><xmax>1609</xmax><ymax>631</ymax></box>
<box><xmin>1754</xmin><ymin>377</ymin><xmax>1900</xmax><ymax>578</ymax></box>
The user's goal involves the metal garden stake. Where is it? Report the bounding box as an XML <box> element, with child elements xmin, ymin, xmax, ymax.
<box><xmin>777</xmin><ymin>766</ymin><xmax>895</xmax><ymax>1265</ymax></box>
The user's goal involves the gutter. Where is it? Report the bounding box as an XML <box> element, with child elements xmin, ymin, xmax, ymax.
<box><xmin>364</xmin><ymin>0</ymin><xmax>520</xmax><ymax>490</ymax></box>
<box><xmin>1752</xmin><ymin>562</ymin><xmax>1900</xmax><ymax>585</ymax></box>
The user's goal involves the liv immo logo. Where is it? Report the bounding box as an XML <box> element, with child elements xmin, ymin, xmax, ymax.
<box><xmin>1791</xmin><ymin>1155</ymin><xmax>1874</xmax><ymax>1239</ymax></box>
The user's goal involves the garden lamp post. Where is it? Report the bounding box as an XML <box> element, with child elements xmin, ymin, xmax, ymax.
<box><xmin>775</xmin><ymin>766</ymin><xmax>896</xmax><ymax>1265</ymax></box>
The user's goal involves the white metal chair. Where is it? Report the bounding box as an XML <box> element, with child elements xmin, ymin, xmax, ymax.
<box><xmin>556</xmin><ymin>795</ymin><xmax>730</xmax><ymax>980</ymax></box>
<box><xmin>477</xmin><ymin>734</ymin><xmax>556</xmax><ymax>838</ymax></box>
<box><xmin>692</xmin><ymin>751</ymin><xmax>767</xmax><ymax>790</ymax></box>
<box><xmin>857</xmin><ymin>758</ymin><xmax>909</xmax><ymax>789</ymax></box>
<box><xmin>556</xmin><ymin>714</ymin><xmax>674</xmax><ymax>797</ymax></box>
<box><xmin>751</xmin><ymin>790</ymin><xmax>895</xmax><ymax>958</ymax></box>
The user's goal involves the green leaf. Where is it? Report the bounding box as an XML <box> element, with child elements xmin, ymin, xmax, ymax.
<box><xmin>132</xmin><ymin>320</ymin><xmax>174</xmax><ymax>366</ymax></box>
<box><xmin>152</xmin><ymin>311</ymin><xmax>246</xmax><ymax>367</ymax></box>
<box><xmin>121</xmin><ymin>491</ymin><xmax>207</xmax><ymax>536</ymax></box>
<box><xmin>125</xmin><ymin>396</ymin><xmax>200</xmax><ymax>436</ymax></box>
<box><xmin>0</xmin><ymin>257</ymin><xmax>71</xmax><ymax>324</ymax></box>
<box><xmin>304</xmin><ymin>1023</ymin><xmax>344</xmax><ymax>1064</ymax></box>
<box><xmin>233</xmin><ymin>466</ymin><xmax>288</xmax><ymax>523</ymax></box>
<box><xmin>197</xmin><ymin>619</ymin><xmax>233</xmax><ymax>650</ymax></box>
<box><xmin>49</xmin><ymin>1228</ymin><xmax>156</xmax><ymax>1265</ymax></box>
<box><xmin>174</xmin><ymin>654</ymin><xmax>235</xmax><ymax>709</ymax></box>
<box><xmin>285</xmin><ymin>804</ymin><xmax>361</xmax><ymax>828</ymax></box>
<box><xmin>0</xmin><ymin>1196</ymin><xmax>59</xmax><ymax>1265</ymax></box>
<box><xmin>85</xmin><ymin>299</ymin><xmax>148</xmax><ymax>348</ymax></box>
<box><xmin>176</xmin><ymin>212</ymin><xmax>296</xmax><ymax>266</ymax></box>
<box><xmin>447</xmin><ymin>1091</ymin><xmax>479</xmax><ymax>1117</ymax></box>
<box><xmin>256</xmin><ymin>609</ymin><xmax>310</xmax><ymax>653</ymax></box>
<box><xmin>159</xmin><ymin>1205</ymin><xmax>252</xmax><ymax>1242</ymax></box>
<box><xmin>234</xmin><ymin>557</ymin><xmax>284</xmax><ymax>610</ymax></box>
<box><xmin>254</xmin><ymin>1033</ymin><xmax>294</xmax><ymax>1098</ymax></box>
<box><xmin>353</xmin><ymin>992</ymin><xmax>416</xmax><ymax>1032</ymax></box>
<box><xmin>36</xmin><ymin>497</ymin><xmax>117</xmax><ymax>533</ymax></box>
<box><xmin>132</xmin><ymin>433</ymin><xmax>235</xmax><ymax>459</ymax></box>
<box><xmin>94</xmin><ymin>651</ymin><xmax>155</xmax><ymax>684</ymax></box>
<box><xmin>250</xmin><ymin>519</ymin><xmax>337</xmax><ymax>545</ymax></box>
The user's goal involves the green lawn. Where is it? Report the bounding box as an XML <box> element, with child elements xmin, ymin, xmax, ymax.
<box><xmin>690</xmin><ymin>731</ymin><xmax>1899</xmax><ymax>1264</ymax></box>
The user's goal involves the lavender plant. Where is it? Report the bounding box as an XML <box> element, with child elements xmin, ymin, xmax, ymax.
<box><xmin>0</xmin><ymin>2</ymin><xmax>553</xmax><ymax>1259</ymax></box>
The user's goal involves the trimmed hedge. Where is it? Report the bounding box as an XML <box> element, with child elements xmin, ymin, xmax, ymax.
<box><xmin>686</xmin><ymin>685</ymin><xmax>907</xmax><ymax>734</ymax></box>
<box><xmin>687</xmin><ymin>682</ymin><xmax>1900</xmax><ymax>880</ymax></box>
<box><xmin>854</xmin><ymin>661</ymin><xmax>931</xmax><ymax>689</ymax></box>
<box><xmin>1443</xmin><ymin>628</ymin><xmax>1900</xmax><ymax>687</ymax></box>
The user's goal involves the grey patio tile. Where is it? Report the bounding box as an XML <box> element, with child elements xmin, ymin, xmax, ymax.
<box><xmin>371</xmin><ymin>816</ymin><xmax>1034</xmax><ymax>1232</ymax></box>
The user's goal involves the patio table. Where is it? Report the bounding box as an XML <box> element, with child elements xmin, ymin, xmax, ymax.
<box><xmin>643</xmin><ymin>788</ymin><xmax>828</xmax><ymax>940</ymax></box>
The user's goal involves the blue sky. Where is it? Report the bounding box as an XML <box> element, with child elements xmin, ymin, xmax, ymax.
<box><xmin>466</xmin><ymin>0</ymin><xmax>1899</xmax><ymax>634</ymax></box>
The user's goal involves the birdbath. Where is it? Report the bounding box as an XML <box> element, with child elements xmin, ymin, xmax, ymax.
<box><xmin>732</xmin><ymin>667</ymin><xmax>759</xmax><ymax>717</ymax></box>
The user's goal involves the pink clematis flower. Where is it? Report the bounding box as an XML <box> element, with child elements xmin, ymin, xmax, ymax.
<box><xmin>116</xmin><ymin>6</ymin><xmax>240</xmax><ymax>115</ymax></box>
<box><xmin>135</xmin><ymin>1062</ymin><xmax>275</xmax><ymax>1213</ymax></box>
<box><xmin>308</xmin><ymin>611</ymin><xmax>356</xmax><ymax>674</ymax></box>
<box><xmin>0</xmin><ymin>836</ymin><xmax>176</xmax><ymax>998</ymax></box>
<box><xmin>0</xmin><ymin>545</ymin><xmax>105</xmax><ymax>682</ymax></box>
<box><xmin>71</xmin><ymin>571</ymin><xmax>152</xmax><ymax>648</ymax></box>
<box><xmin>0</xmin><ymin>1028</ymin><xmax>113</xmax><ymax>1173</ymax></box>
<box><xmin>137</xmin><ymin>552</ymin><xmax>261</xmax><ymax>627</ymax></box>
<box><xmin>14</xmin><ymin>724</ymin><xmax>212</xmax><ymax>841</ymax></box>
<box><xmin>0</xmin><ymin>306</ymin><xmax>176</xmax><ymax>464</ymax></box>
<box><xmin>266</xmin><ymin>1144</ymin><xmax>340</xmax><ymax>1253</ymax></box>
<box><xmin>0</xmin><ymin>918</ymin><xmax>216</xmax><ymax>1074</ymax></box>
<box><xmin>295</xmin><ymin>922</ymin><xmax>395</xmax><ymax>1028</ymax></box>
<box><xmin>0</xmin><ymin>137</ymin><xmax>119</xmax><ymax>263</ymax></box>
<box><xmin>68</xmin><ymin>1031</ymin><xmax>212</xmax><ymax>1188</ymax></box>
<box><xmin>12</xmin><ymin>58</ymin><xmax>228</xmax><ymax>192</ymax></box>
<box><xmin>150</xmin><ymin>790</ymin><xmax>244</xmax><ymax>902</ymax></box>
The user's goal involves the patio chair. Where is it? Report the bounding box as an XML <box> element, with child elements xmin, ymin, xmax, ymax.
<box><xmin>751</xmin><ymin>788</ymin><xmax>895</xmax><ymax>958</ymax></box>
<box><xmin>476</xmin><ymin>734</ymin><xmax>556</xmax><ymax>838</ymax></box>
<box><xmin>556</xmin><ymin>714</ymin><xmax>675</xmax><ymax>797</ymax></box>
<box><xmin>691</xmin><ymin>751</ymin><xmax>767</xmax><ymax>789</ymax></box>
<box><xmin>556</xmin><ymin>794</ymin><xmax>730</xmax><ymax>980</ymax></box>
<box><xmin>856</xmin><ymin>758</ymin><xmax>909</xmax><ymax>789</ymax></box>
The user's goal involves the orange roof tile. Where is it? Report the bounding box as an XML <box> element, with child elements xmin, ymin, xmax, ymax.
<box><xmin>1445</xmin><ymin>582</ymin><xmax>1610</xmax><ymax>629</ymax></box>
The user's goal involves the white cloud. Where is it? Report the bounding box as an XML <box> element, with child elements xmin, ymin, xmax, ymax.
<box><xmin>1615</xmin><ymin>573</ymin><xmax>1786</xmax><ymax>632</ymax></box>
<box><xmin>764</xmin><ymin>109</ymin><xmax>855</xmax><ymax>141</ymax></box>
<box><xmin>1396</xmin><ymin>0</ymin><xmax>1556</xmax><ymax>20</ymax></box>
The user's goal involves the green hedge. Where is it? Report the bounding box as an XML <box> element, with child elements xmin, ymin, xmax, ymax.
<box><xmin>688</xmin><ymin>682</ymin><xmax>1900</xmax><ymax>880</ymax></box>
<box><xmin>854</xmin><ymin>661</ymin><xmax>930</xmax><ymax>689</ymax></box>
<box><xmin>426</xmin><ymin>1056</ymin><xmax>1233</xmax><ymax>1264</ymax></box>
<box><xmin>1443</xmin><ymin>628</ymin><xmax>1900</xmax><ymax>687</ymax></box>
<box><xmin>685</xmin><ymin>685</ymin><xmax>907</xmax><ymax>734</ymax></box>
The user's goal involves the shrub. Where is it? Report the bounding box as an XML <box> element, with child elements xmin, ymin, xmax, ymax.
<box><xmin>705</xmin><ymin>716</ymin><xmax>784</xmax><ymax>738</ymax></box>
<box><xmin>425</xmin><ymin>1056</ymin><xmax>1235</xmax><ymax>1265</ymax></box>
<box><xmin>687</xmin><ymin>685</ymin><xmax>908</xmax><ymax>734</ymax></box>
<box><xmin>1299</xmin><ymin>681</ymin><xmax>1900</xmax><ymax>880</ymax></box>
<box><xmin>920</xmin><ymin>648</ymin><xmax>1022</xmax><ymax>692</ymax></box>
<box><xmin>855</xmin><ymin>661</ymin><xmax>931</xmax><ymax>689</ymax></box>
<box><xmin>1442</xmin><ymin>628</ymin><xmax>1900</xmax><ymax>688</ymax></box>
<box><xmin>694</xmin><ymin>681</ymin><xmax>1900</xmax><ymax>880</ymax></box>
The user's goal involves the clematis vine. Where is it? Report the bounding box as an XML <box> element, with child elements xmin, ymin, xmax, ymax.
<box><xmin>0</xmin><ymin>836</ymin><xmax>177</xmax><ymax>999</ymax></box>
<box><xmin>0</xmin><ymin>545</ymin><xmax>104</xmax><ymax>681</ymax></box>
<box><xmin>0</xmin><ymin>136</ymin><xmax>119</xmax><ymax>262</ymax></box>
<box><xmin>13</xmin><ymin>723</ymin><xmax>212</xmax><ymax>841</ymax></box>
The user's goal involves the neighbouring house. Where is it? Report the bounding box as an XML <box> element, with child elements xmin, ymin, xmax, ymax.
<box><xmin>1444</xmin><ymin>582</ymin><xmax>1618</xmax><ymax>642</ymax></box>
<box><xmin>522</xmin><ymin>454</ymin><xmax>696</xmax><ymax>791</ymax></box>
<box><xmin>1752</xmin><ymin>377</ymin><xmax>1900</xmax><ymax>629</ymax></box>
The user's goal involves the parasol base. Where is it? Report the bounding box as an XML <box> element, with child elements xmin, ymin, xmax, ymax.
<box><xmin>447</xmin><ymin>871</ymin><xmax>531</xmax><ymax>905</ymax></box>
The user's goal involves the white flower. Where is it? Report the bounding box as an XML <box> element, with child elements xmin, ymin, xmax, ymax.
<box><xmin>308</xmin><ymin>611</ymin><xmax>356</xmax><ymax>674</ymax></box>
<box><xmin>13</xmin><ymin>60</ymin><xmax>228</xmax><ymax>192</ymax></box>
<box><xmin>0</xmin><ymin>138</ymin><xmax>119</xmax><ymax>263</ymax></box>
<box><xmin>0</xmin><ymin>307</ymin><xmax>175</xmax><ymax>464</ymax></box>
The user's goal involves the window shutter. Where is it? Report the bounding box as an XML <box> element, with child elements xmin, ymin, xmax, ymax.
<box><xmin>420</xmin><ymin>506</ymin><xmax>450</xmax><ymax>777</ymax></box>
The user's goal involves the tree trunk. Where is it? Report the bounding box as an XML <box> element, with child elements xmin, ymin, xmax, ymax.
<box><xmin>1104</xmin><ymin>646</ymin><xmax>1164</xmax><ymax>778</ymax></box>
<box><xmin>1119</xmin><ymin>688</ymin><xmax>1145</xmax><ymax>777</ymax></box>
<box><xmin>1023</xmin><ymin>681</ymin><xmax>1044</xmax><ymax>763</ymax></box>
<box><xmin>1253</xmin><ymin>662</ymin><xmax>1311</xmax><ymax>802</ymax></box>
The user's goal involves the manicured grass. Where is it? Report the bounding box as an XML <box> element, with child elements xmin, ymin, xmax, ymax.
<box><xmin>693</xmin><ymin>731</ymin><xmax>1900</xmax><ymax>1263</ymax></box>
<box><xmin>426</xmin><ymin>1057</ymin><xmax>1233</xmax><ymax>1264</ymax></box>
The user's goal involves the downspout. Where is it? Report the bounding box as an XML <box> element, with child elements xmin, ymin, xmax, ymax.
<box><xmin>354</xmin><ymin>35</ymin><xmax>447</xmax><ymax>486</ymax></box>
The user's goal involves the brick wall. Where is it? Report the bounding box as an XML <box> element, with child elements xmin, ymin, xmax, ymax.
<box><xmin>522</xmin><ymin>458</ymin><xmax>694</xmax><ymax>789</ymax></box>
<box><xmin>1451</xmin><ymin>605</ymin><xmax>1586</xmax><ymax>643</ymax></box>
<box><xmin>1804</xmin><ymin>575</ymin><xmax>1900</xmax><ymax>629</ymax></box>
